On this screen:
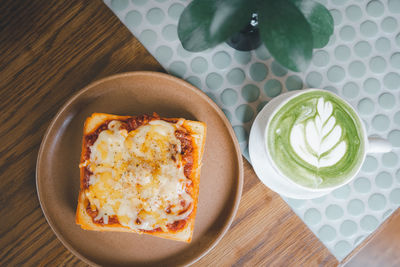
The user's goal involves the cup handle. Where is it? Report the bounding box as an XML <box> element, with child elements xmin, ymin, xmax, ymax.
<box><xmin>367</xmin><ymin>137</ymin><xmax>392</xmax><ymax>153</ymax></box>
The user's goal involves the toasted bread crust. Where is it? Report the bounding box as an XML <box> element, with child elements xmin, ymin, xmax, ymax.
<box><xmin>76</xmin><ymin>113</ymin><xmax>206</xmax><ymax>242</ymax></box>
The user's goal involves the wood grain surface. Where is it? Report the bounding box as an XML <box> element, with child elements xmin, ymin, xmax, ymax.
<box><xmin>0</xmin><ymin>0</ymin><xmax>398</xmax><ymax>266</ymax></box>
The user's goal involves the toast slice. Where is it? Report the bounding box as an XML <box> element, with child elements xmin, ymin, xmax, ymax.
<box><xmin>76</xmin><ymin>113</ymin><xmax>206</xmax><ymax>242</ymax></box>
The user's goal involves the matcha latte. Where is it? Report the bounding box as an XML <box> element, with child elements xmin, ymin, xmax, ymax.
<box><xmin>266</xmin><ymin>90</ymin><xmax>365</xmax><ymax>189</ymax></box>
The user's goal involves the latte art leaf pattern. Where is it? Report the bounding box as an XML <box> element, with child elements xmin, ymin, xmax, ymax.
<box><xmin>290</xmin><ymin>97</ymin><xmax>347</xmax><ymax>168</ymax></box>
<box><xmin>268</xmin><ymin>90</ymin><xmax>364</xmax><ymax>189</ymax></box>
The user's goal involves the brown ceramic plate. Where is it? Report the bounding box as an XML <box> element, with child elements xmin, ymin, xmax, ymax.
<box><xmin>36</xmin><ymin>72</ymin><xmax>243</xmax><ymax>266</ymax></box>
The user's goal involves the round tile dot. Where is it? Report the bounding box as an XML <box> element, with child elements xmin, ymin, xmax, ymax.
<box><xmin>334</xmin><ymin>241</ymin><xmax>352</xmax><ymax>258</ymax></box>
<box><xmin>335</xmin><ymin>45</ymin><xmax>351</xmax><ymax>61</ymax></box>
<box><xmin>362</xmin><ymin>156</ymin><xmax>378</xmax><ymax>172</ymax></box>
<box><xmin>361</xmin><ymin>215</ymin><xmax>379</xmax><ymax>231</ymax></box>
<box><xmin>286</xmin><ymin>75</ymin><xmax>303</xmax><ymax>91</ymax></box>
<box><xmin>169</xmin><ymin>61</ymin><xmax>186</xmax><ymax>78</ymax></box>
<box><xmin>340</xmin><ymin>220</ymin><xmax>357</xmax><ymax>237</ymax></box>
<box><xmin>332</xmin><ymin>185</ymin><xmax>351</xmax><ymax>199</ymax></box>
<box><xmin>304</xmin><ymin>208</ymin><xmax>322</xmax><ymax>225</ymax></box>
<box><xmin>343</xmin><ymin>82</ymin><xmax>359</xmax><ymax>98</ymax></box>
<box><xmin>363</xmin><ymin>78</ymin><xmax>380</xmax><ymax>94</ymax></box>
<box><xmin>360</xmin><ymin>20</ymin><xmax>378</xmax><ymax>37</ymax></box>
<box><xmin>221</xmin><ymin>88</ymin><xmax>238</xmax><ymax>106</ymax></box>
<box><xmin>146</xmin><ymin>8</ymin><xmax>165</xmax><ymax>25</ymax></box>
<box><xmin>125</xmin><ymin>11</ymin><xmax>142</xmax><ymax>28</ymax></box>
<box><xmin>111</xmin><ymin>0</ymin><xmax>128</xmax><ymax>11</ymax></box>
<box><xmin>375</xmin><ymin>171</ymin><xmax>393</xmax><ymax>188</ymax></box>
<box><xmin>271</xmin><ymin>61</ymin><xmax>287</xmax><ymax>77</ymax></box>
<box><xmin>306</xmin><ymin>72</ymin><xmax>323</xmax><ymax>88</ymax></box>
<box><xmin>155</xmin><ymin>46</ymin><xmax>173</xmax><ymax>64</ymax></box>
<box><xmin>318</xmin><ymin>225</ymin><xmax>337</xmax><ymax>242</ymax></box>
<box><xmin>325</xmin><ymin>204</ymin><xmax>344</xmax><ymax>220</ymax></box>
<box><xmin>388</xmin><ymin>130</ymin><xmax>400</xmax><ymax>147</ymax></box>
<box><xmin>378</xmin><ymin>93</ymin><xmax>395</xmax><ymax>109</ymax></box>
<box><xmin>233</xmin><ymin>126</ymin><xmax>247</xmax><ymax>142</ymax></box>
<box><xmin>313</xmin><ymin>51</ymin><xmax>330</xmax><ymax>67</ymax></box>
<box><xmin>390</xmin><ymin>52</ymin><xmax>400</xmax><ymax>69</ymax></box>
<box><xmin>357</xmin><ymin>98</ymin><xmax>375</xmax><ymax>115</ymax></box>
<box><xmin>241</xmin><ymin>84</ymin><xmax>260</xmax><ymax>102</ymax></box>
<box><xmin>234</xmin><ymin>51</ymin><xmax>251</xmax><ymax>65</ymax></box>
<box><xmin>254</xmin><ymin>45</ymin><xmax>270</xmax><ymax>60</ymax></box>
<box><xmin>140</xmin><ymin>30</ymin><xmax>157</xmax><ymax>47</ymax></box>
<box><xmin>349</xmin><ymin>61</ymin><xmax>366</xmax><ymax>78</ymax></box>
<box><xmin>331</xmin><ymin>9</ymin><xmax>342</xmax><ymax>25</ymax></box>
<box><xmin>382</xmin><ymin>152</ymin><xmax>398</xmax><ymax>167</ymax></box>
<box><xmin>354</xmin><ymin>41</ymin><xmax>372</xmax><ymax>58</ymax></box>
<box><xmin>327</xmin><ymin>66</ymin><xmax>345</xmax><ymax>82</ymax></box>
<box><xmin>227</xmin><ymin>68</ymin><xmax>245</xmax><ymax>85</ymax></box>
<box><xmin>132</xmin><ymin>0</ymin><xmax>147</xmax><ymax>5</ymax></box>
<box><xmin>264</xmin><ymin>79</ymin><xmax>282</xmax><ymax>98</ymax></box>
<box><xmin>162</xmin><ymin>24</ymin><xmax>178</xmax><ymax>41</ymax></box>
<box><xmin>354</xmin><ymin>177</ymin><xmax>371</xmax><ymax>193</ymax></box>
<box><xmin>381</xmin><ymin>17</ymin><xmax>398</xmax><ymax>33</ymax></box>
<box><xmin>372</xmin><ymin>114</ymin><xmax>390</xmax><ymax>131</ymax></box>
<box><xmin>368</xmin><ymin>193</ymin><xmax>387</xmax><ymax>211</ymax></box>
<box><xmin>222</xmin><ymin>109</ymin><xmax>232</xmax><ymax>122</ymax></box>
<box><xmin>390</xmin><ymin>189</ymin><xmax>400</xmax><ymax>204</ymax></box>
<box><xmin>168</xmin><ymin>3</ymin><xmax>184</xmax><ymax>20</ymax></box>
<box><xmin>340</xmin><ymin>25</ymin><xmax>355</xmax><ymax>41</ymax></box>
<box><xmin>250</xmin><ymin>63</ymin><xmax>268</xmax><ymax>82</ymax></box>
<box><xmin>257</xmin><ymin>101</ymin><xmax>268</xmax><ymax>112</ymax></box>
<box><xmin>366</xmin><ymin>0</ymin><xmax>384</xmax><ymax>17</ymax></box>
<box><xmin>347</xmin><ymin>199</ymin><xmax>365</xmax><ymax>215</ymax></box>
<box><xmin>384</xmin><ymin>72</ymin><xmax>400</xmax><ymax>90</ymax></box>
<box><xmin>206</xmin><ymin>73</ymin><xmax>223</xmax><ymax>90</ymax></box>
<box><xmin>311</xmin><ymin>195</ymin><xmax>327</xmax><ymax>204</ymax></box>
<box><xmin>191</xmin><ymin>57</ymin><xmax>208</xmax><ymax>74</ymax></box>
<box><xmin>369</xmin><ymin>56</ymin><xmax>387</xmax><ymax>74</ymax></box>
<box><xmin>235</xmin><ymin>104</ymin><xmax>254</xmax><ymax>123</ymax></box>
<box><xmin>176</xmin><ymin>44</ymin><xmax>191</xmax><ymax>57</ymax></box>
<box><xmin>324</xmin><ymin>86</ymin><xmax>339</xmax><ymax>94</ymax></box>
<box><xmin>375</xmin><ymin>37</ymin><xmax>391</xmax><ymax>53</ymax></box>
<box><xmin>212</xmin><ymin>51</ymin><xmax>232</xmax><ymax>69</ymax></box>
<box><xmin>346</xmin><ymin>5</ymin><xmax>362</xmax><ymax>21</ymax></box>
<box><xmin>389</xmin><ymin>0</ymin><xmax>400</xmax><ymax>13</ymax></box>
<box><xmin>185</xmin><ymin>76</ymin><xmax>201</xmax><ymax>88</ymax></box>
<box><xmin>395</xmin><ymin>111</ymin><xmax>400</xmax><ymax>125</ymax></box>
<box><xmin>285</xmin><ymin>198</ymin><xmax>306</xmax><ymax>208</ymax></box>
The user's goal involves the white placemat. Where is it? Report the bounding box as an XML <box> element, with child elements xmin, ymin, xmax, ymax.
<box><xmin>104</xmin><ymin>0</ymin><xmax>400</xmax><ymax>261</ymax></box>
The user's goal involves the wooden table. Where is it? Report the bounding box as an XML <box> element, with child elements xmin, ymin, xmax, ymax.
<box><xmin>1</xmin><ymin>1</ymin><xmax>399</xmax><ymax>266</ymax></box>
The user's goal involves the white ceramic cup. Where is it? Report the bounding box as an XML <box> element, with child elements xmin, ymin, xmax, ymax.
<box><xmin>249</xmin><ymin>89</ymin><xmax>392</xmax><ymax>199</ymax></box>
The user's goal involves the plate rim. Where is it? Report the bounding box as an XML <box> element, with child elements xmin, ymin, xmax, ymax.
<box><xmin>36</xmin><ymin>71</ymin><xmax>244</xmax><ymax>266</ymax></box>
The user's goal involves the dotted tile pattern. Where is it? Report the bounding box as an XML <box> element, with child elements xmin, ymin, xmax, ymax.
<box><xmin>104</xmin><ymin>0</ymin><xmax>400</xmax><ymax>261</ymax></box>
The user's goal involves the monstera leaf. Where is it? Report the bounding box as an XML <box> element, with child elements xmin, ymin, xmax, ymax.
<box><xmin>259</xmin><ymin>0</ymin><xmax>313</xmax><ymax>72</ymax></box>
<box><xmin>290</xmin><ymin>98</ymin><xmax>346</xmax><ymax>168</ymax></box>
<box><xmin>290</xmin><ymin>0</ymin><xmax>334</xmax><ymax>48</ymax></box>
<box><xmin>177</xmin><ymin>0</ymin><xmax>334</xmax><ymax>71</ymax></box>
<box><xmin>178</xmin><ymin>0</ymin><xmax>255</xmax><ymax>52</ymax></box>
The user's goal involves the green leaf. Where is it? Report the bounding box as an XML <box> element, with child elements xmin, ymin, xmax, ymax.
<box><xmin>259</xmin><ymin>0</ymin><xmax>313</xmax><ymax>72</ymax></box>
<box><xmin>290</xmin><ymin>0</ymin><xmax>334</xmax><ymax>48</ymax></box>
<box><xmin>178</xmin><ymin>0</ymin><xmax>255</xmax><ymax>52</ymax></box>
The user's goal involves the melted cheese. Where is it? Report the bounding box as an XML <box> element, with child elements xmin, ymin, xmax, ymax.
<box><xmin>86</xmin><ymin>120</ymin><xmax>193</xmax><ymax>231</ymax></box>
